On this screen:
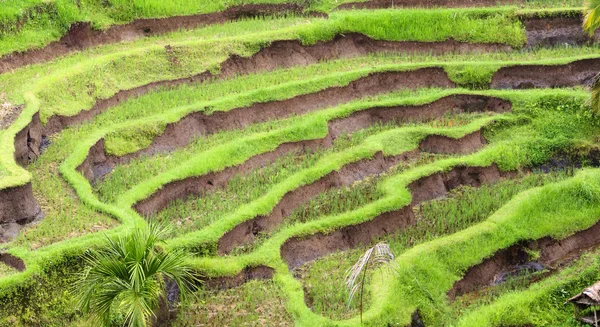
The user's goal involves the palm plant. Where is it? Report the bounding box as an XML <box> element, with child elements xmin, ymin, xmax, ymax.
<box><xmin>345</xmin><ymin>242</ymin><xmax>398</xmax><ymax>326</ymax></box>
<box><xmin>74</xmin><ymin>224</ymin><xmax>199</xmax><ymax>327</ymax></box>
<box><xmin>584</xmin><ymin>0</ymin><xmax>600</xmax><ymax>112</ymax></box>
<box><xmin>584</xmin><ymin>0</ymin><xmax>600</xmax><ymax>34</ymax></box>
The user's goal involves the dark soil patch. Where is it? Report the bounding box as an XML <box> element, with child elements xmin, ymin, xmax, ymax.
<box><xmin>337</xmin><ymin>0</ymin><xmax>521</xmax><ymax>9</ymax></box>
<box><xmin>218</xmin><ymin>129</ymin><xmax>490</xmax><ymax>255</ymax></box>
<box><xmin>129</xmin><ymin>94</ymin><xmax>508</xmax><ymax>218</ymax></box>
<box><xmin>203</xmin><ymin>265</ymin><xmax>274</xmax><ymax>290</ymax></box>
<box><xmin>0</xmin><ymin>4</ymin><xmax>313</xmax><ymax>74</ymax></box>
<box><xmin>0</xmin><ymin>182</ymin><xmax>40</xmax><ymax>226</ymax></box>
<box><xmin>281</xmin><ymin>164</ymin><xmax>517</xmax><ymax>270</ymax></box>
<box><xmin>491</xmin><ymin>58</ymin><xmax>600</xmax><ymax>89</ymax></box>
<box><xmin>524</xmin><ymin>15</ymin><xmax>600</xmax><ymax>48</ymax></box>
<box><xmin>14</xmin><ymin>112</ymin><xmax>42</xmax><ymax>166</ymax></box>
<box><xmin>78</xmin><ymin>68</ymin><xmax>461</xmax><ymax>182</ymax></box>
<box><xmin>448</xmin><ymin>218</ymin><xmax>600</xmax><ymax>300</ymax></box>
<box><xmin>0</xmin><ymin>104</ymin><xmax>24</xmax><ymax>130</ymax></box>
<box><xmin>0</xmin><ymin>252</ymin><xmax>25</xmax><ymax>271</ymax></box>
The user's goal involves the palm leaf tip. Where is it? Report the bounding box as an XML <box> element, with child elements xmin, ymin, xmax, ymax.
<box><xmin>584</xmin><ymin>0</ymin><xmax>600</xmax><ymax>35</ymax></box>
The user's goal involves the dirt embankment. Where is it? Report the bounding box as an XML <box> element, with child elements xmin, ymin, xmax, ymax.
<box><xmin>78</xmin><ymin>68</ymin><xmax>457</xmax><ymax>182</ymax></box>
<box><xmin>0</xmin><ymin>4</ymin><xmax>314</xmax><ymax>74</ymax></box>
<box><xmin>281</xmin><ymin>164</ymin><xmax>517</xmax><ymax>270</ymax></box>
<box><xmin>449</xmin><ymin>216</ymin><xmax>600</xmax><ymax>300</ymax></box>
<box><xmin>218</xmin><ymin>130</ymin><xmax>488</xmax><ymax>255</ymax></box>
<box><xmin>0</xmin><ymin>182</ymin><xmax>41</xmax><ymax>243</ymax></box>
<box><xmin>491</xmin><ymin>58</ymin><xmax>600</xmax><ymax>89</ymax></box>
<box><xmin>524</xmin><ymin>15</ymin><xmax>600</xmax><ymax>48</ymax></box>
<box><xmin>130</xmin><ymin>95</ymin><xmax>509</xmax><ymax>218</ymax></box>
<box><xmin>41</xmin><ymin>33</ymin><xmax>505</xmax><ymax>135</ymax></box>
<box><xmin>0</xmin><ymin>252</ymin><xmax>25</xmax><ymax>272</ymax></box>
<box><xmin>337</xmin><ymin>0</ymin><xmax>521</xmax><ymax>9</ymax></box>
<box><xmin>16</xmin><ymin>35</ymin><xmax>598</xmax><ymax>169</ymax></box>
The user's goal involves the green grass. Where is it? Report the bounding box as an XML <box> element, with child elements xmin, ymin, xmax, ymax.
<box><xmin>453</xmin><ymin>248</ymin><xmax>600</xmax><ymax>327</ymax></box>
<box><xmin>0</xmin><ymin>263</ymin><xmax>15</xmax><ymax>279</ymax></box>
<box><xmin>172</xmin><ymin>279</ymin><xmax>294</xmax><ymax>327</ymax></box>
<box><xmin>294</xmin><ymin>169</ymin><xmax>571</xmax><ymax>320</ymax></box>
<box><xmin>0</xmin><ymin>0</ymin><xmax>583</xmax><ymax>57</ymax></box>
<box><xmin>0</xmin><ymin>6</ymin><xmax>600</xmax><ymax>326</ymax></box>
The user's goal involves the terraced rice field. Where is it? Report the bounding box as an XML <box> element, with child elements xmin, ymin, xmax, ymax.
<box><xmin>2</xmin><ymin>0</ymin><xmax>600</xmax><ymax>326</ymax></box>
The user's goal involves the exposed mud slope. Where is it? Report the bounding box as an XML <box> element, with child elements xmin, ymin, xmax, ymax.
<box><xmin>42</xmin><ymin>33</ymin><xmax>505</xmax><ymax>135</ymax></box>
<box><xmin>0</xmin><ymin>4</ymin><xmax>311</xmax><ymax>74</ymax></box>
<box><xmin>281</xmin><ymin>164</ymin><xmax>516</xmax><ymax>270</ymax></box>
<box><xmin>337</xmin><ymin>0</ymin><xmax>521</xmax><ymax>9</ymax></box>
<box><xmin>203</xmin><ymin>265</ymin><xmax>274</xmax><ymax>290</ymax></box>
<box><xmin>491</xmin><ymin>58</ymin><xmax>600</xmax><ymax>89</ymax></box>
<box><xmin>0</xmin><ymin>181</ymin><xmax>42</xmax><ymax>243</ymax></box>
<box><xmin>79</xmin><ymin>69</ymin><xmax>463</xmax><ymax>182</ymax></box>
<box><xmin>130</xmin><ymin>94</ymin><xmax>508</xmax><ymax>217</ymax></box>
<box><xmin>218</xmin><ymin>130</ymin><xmax>488</xmax><ymax>255</ymax></box>
<box><xmin>0</xmin><ymin>253</ymin><xmax>25</xmax><ymax>272</ymax></box>
<box><xmin>0</xmin><ymin>183</ymin><xmax>40</xmax><ymax>226</ymax></box>
<box><xmin>448</xmin><ymin>219</ymin><xmax>600</xmax><ymax>300</ymax></box>
<box><xmin>524</xmin><ymin>15</ymin><xmax>600</xmax><ymax>48</ymax></box>
<box><xmin>14</xmin><ymin>112</ymin><xmax>42</xmax><ymax>166</ymax></box>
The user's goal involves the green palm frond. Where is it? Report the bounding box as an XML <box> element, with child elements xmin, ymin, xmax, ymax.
<box><xmin>73</xmin><ymin>223</ymin><xmax>200</xmax><ymax>327</ymax></box>
<box><xmin>584</xmin><ymin>0</ymin><xmax>600</xmax><ymax>35</ymax></box>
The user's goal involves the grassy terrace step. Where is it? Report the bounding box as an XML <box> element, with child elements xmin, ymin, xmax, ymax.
<box><xmin>176</xmin><ymin>140</ymin><xmax>600</xmax><ymax>326</ymax></box>
<box><xmin>294</xmin><ymin>170</ymin><xmax>570</xmax><ymax>319</ymax></box>
<box><xmin>0</xmin><ymin>88</ymin><xmax>588</xmax><ymax>325</ymax></box>
<box><xmin>137</xmin><ymin>112</ymin><xmax>483</xmax><ymax>243</ymax></box>
<box><xmin>0</xmin><ymin>6</ymin><xmax>599</xmax><ymax>325</ymax></box>
<box><xmin>454</xmin><ymin>247</ymin><xmax>600</xmax><ymax>326</ymax></box>
<box><xmin>8</xmin><ymin>51</ymin><xmax>590</xmax><ymax>248</ymax></box>
<box><xmin>0</xmin><ymin>1</ymin><xmax>584</xmax><ymax>60</ymax></box>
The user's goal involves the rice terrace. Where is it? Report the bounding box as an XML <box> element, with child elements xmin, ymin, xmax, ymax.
<box><xmin>6</xmin><ymin>0</ymin><xmax>600</xmax><ymax>326</ymax></box>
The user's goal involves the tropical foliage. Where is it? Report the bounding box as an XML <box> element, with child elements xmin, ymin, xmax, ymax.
<box><xmin>584</xmin><ymin>0</ymin><xmax>600</xmax><ymax>112</ymax></box>
<box><xmin>74</xmin><ymin>224</ymin><xmax>199</xmax><ymax>327</ymax></box>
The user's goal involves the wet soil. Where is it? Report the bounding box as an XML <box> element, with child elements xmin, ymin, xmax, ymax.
<box><xmin>130</xmin><ymin>94</ymin><xmax>509</xmax><ymax>218</ymax></box>
<box><xmin>280</xmin><ymin>164</ymin><xmax>517</xmax><ymax>270</ymax></box>
<box><xmin>491</xmin><ymin>57</ymin><xmax>600</xmax><ymax>89</ymax></box>
<box><xmin>524</xmin><ymin>15</ymin><xmax>600</xmax><ymax>48</ymax></box>
<box><xmin>0</xmin><ymin>252</ymin><xmax>25</xmax><ymax>272</ymax></box>
<box><xmin>448</xmin><ymin>218</ymin><xmax>600</xmax><ymax>300</ymax></box>
<box><xmin>0</xmin><ymin>183</ymin><xmax>40</xmax><ymax>226</ymax></box>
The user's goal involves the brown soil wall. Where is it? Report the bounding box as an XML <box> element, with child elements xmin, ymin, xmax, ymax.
<box><xmin>218</xmin><ymin>130</ymin><xmax>488</xmax><ymax>255</ymax></box>
<box><xmin>0</xmin><ymin>253</ymin><xmax>25</xmax><ymax>272</ymax></box>
<box><xmin>337</xmin><ymin>0</ymin><xmax>521</xmax><ymax>9</ymax></box>
<box><xmin>491</xmin><ymin>58</ymin><xmax>600</xmax><ymax>89</ymax></box>
<box><xmin>203</xmin><ymin>265</ymin><xmax>275</xmax><ymax>290</ymax></box>
<box><xmin>448</xmin><ymin>218</ymin><xmax>600</xmax><ymax>300</ymax></box>
<box><xmin>0</xmin><ymin>183</ymin><xmax>40</xmax><ymax>225</ymax></box>
<box><xmin>281</xmin><ymin>164</ymin><xmax>516</xmax><ymax>270</ymax></box>
<box><xmin>131</xmin><ymin>94</ymin><xmax>509</xmax><ymax>217</ymax></box>
<box><xmin>14</xmin><ymin>112</ymin><xmax>42</xmax><ymax>166</ymax></box>
<box><xmin>81</xmin><ymin>69</ymin><xmax>467</xmax><ymax>182</ymax></box>
<box><xmin>0</xmin><ymin>4</ymin><xmax>311</xmax><ymax>74</ymax></box>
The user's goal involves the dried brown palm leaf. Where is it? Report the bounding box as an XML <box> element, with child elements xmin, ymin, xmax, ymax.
<box><xmin>344</xmin><ymin>242</ymin><xmax>398</xmax><ymax>326</ymax></box>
